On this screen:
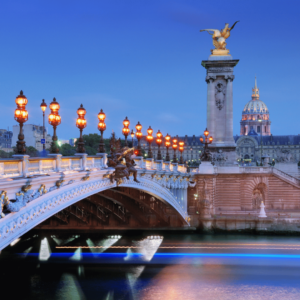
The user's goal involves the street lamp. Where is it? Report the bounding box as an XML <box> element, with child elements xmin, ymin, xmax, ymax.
<box><xmin>97</xmin><ymin>109</ymin><xmax>106</xmax><ymax>153</ymax></box>
<box><xmin>14</xmin><ymin>90</ymin><xmax>28</xmax><ymax>154</ymax></box>
<box><xmin>135</xmin><ymin>121</ymin><xmax>142</xmax><ymax>156</ymax></box>
<box><xmin>156</xmin><ymin>130</ymin><xmax>163</xmax><ymax>160</ymax></box>
<box><xmin>76</xmin><ymin>104</ymin><xmax>87</xmax><ymax>153</ymax></box>
<box><xmin>258</xmin><ymin>116</ymin><xmax>263</xmax><ymax>166</ymax></box>
<box><xmin>48</xmin><ymin>97</ymin><xmax>61</xmax><ymax>153</ymax></box>
<box><xmin>199</xmin><ymin>128</ymin><xmax>213</xmax><ymax>161</ymax></box>
<box><xmin>165</xmin><ymin>133</ymin><xmax>171</xmax><ymax>161</ymax></box>
<box><xmin>146</xmin><ymin>126</ymin><xmax>154</xmax><ymax>158</ymax></box>
<box><xmin>130</xmin><ymin>130</ymin><xmax>135</xmax><ymax>147</ymax></box>
<box><xmin>179</xmin><ymin>141</ymin><xmax>185</xmax><ymax>164</ymax></box>
<box><xmin>122</xmin><ymin>117</ymin><xmax>130</xmax><ymax>147</ymax></box>
<box><xmin>172</xmin><ymin>137</ymin><xmax>178</xmax><ymax>163</ymax></box>
<box><xmin>40</xmin><ymin>99</ymin><xmax>47</xmax><ymax>152</ymax></box>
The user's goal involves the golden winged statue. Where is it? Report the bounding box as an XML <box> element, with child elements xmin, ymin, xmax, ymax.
<box><xmin>200</xmin><ymin>21</ymin><xmax>239</xmax><ymax>54</ymax></box>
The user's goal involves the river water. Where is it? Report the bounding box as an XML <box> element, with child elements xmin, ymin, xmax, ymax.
<box><xmin>1</xmin><ymin>233</ymin><xmax>300</xmax><ymax>300</ymax></box>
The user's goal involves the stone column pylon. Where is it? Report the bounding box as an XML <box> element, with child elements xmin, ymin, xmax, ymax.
<box><xmin>225</xmin><ymin>75</ymin><xmax>234</xmax><ymax>143</ymax></box>
<box><xmin>201</xmin><ymin>57</ymin><xmax>239</xmax><ymax>165</ymax></box>
<box><xmin>206</xmin><ymin>76</ymin><xmax>216</xmax><ymax>139</ymax></box>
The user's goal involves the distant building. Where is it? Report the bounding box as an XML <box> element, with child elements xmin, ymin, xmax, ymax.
<box><xmin>136</xmin><ymin>135</ymin><xmax>203</xmax><ymax>164</ymax></box>
<box><xmin>12</xmin><ymin>124</ymin><xmax>52</xmax><ymax>152</ymax></box>
<box><xmin>59</xmin><ymin>140</ymin><xmax>71</xmax><ymax>146</ymax></box>
<box><xmin>69</xmin><ymin>138</ymin><xmax>77</xmax><ymax>147</ymax></box>
<box><xmin>0</xmin><ymin>129</ymin><xmax>13</xmax><ymax>149</ymax></box>
<box><xmin>240</xmin><ymin>77</ymin><xmax>271</xmax><ymax>136</ymax></box>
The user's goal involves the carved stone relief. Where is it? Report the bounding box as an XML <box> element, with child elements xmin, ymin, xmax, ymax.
<box><xmin>215</xmin><ymin>82</ymin><xmax>226</xmax><ymax>110</ymax></box>
<box><xmin>275</xmin><ymin>148</ymin><xmax>295</xmax><ymax>163</ymax></box>
<box><xmin>205</xmin><ymin>75</ymin><xmax>216</xmax><ymax>83</ymax></box>
<box><xmin>208</xmin><ymin>67</ymin><xmax>233</xmax><ymax>73</ymax></box>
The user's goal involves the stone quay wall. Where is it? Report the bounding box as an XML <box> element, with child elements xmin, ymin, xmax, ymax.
<box><xmin>188</xmin><ymin>171</ymin><xmax>300</xmax><ymax>233</ymax></box>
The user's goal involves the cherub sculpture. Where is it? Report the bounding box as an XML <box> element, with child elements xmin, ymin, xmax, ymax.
<box><xmin>200</xmin><ymin>21</ymin><xmax>239</xmax><ymax>51</ymax></box>
<box><xmin>107</xmin><ymin>144</ymin><xmax>140</xmax><ymax>184</ymax></box>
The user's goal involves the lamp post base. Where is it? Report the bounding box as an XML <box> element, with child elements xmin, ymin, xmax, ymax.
<box><xmin>50</xmin><ymin>141</ymin><xmax>59</xmax><ymax>154</ymax></box>
<box><xmin>15</xmin><ymin>140</ymin><xmax>26</xmax><ymax>154</ymax></box>
<box><xmin>98</xmin><ymin>143</ymin><xmax>105</xmax><ymax>153</ymax></box>
<box><xmin>76</xmin><ymin>138</ymin><xmax>85</xmax><ymax>154</ymax></box>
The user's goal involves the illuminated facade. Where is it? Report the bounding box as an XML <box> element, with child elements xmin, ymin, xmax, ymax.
<box><xmin>240</xmin><ymin>77</ymin><xmax>271</xmax><ymax>136</ymax></box>
<box><xmin>12</xmin><ymin>124</ymin><xmax>52</xmax><ymax>152</ymax></box>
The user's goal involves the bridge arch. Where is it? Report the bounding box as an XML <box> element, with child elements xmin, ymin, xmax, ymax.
<box><xmin>0</xmin><ymin>176</ymin><xmax>189</xmax><ymax>250</ymax></box>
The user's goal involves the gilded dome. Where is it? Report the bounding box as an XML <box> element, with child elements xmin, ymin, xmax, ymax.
<box><xmin>242</xmin><ymin>77</ymin><xmax>269</xmax><ymax>114</ymax></box>
<box><xmin>243</xmin><ymin>99</ymin><xmax>269</xmax><ymax>114</ymax></box>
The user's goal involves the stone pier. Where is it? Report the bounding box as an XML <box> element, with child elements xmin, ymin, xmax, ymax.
<box><xmin>202</xmin><ymin>57</ymin><xmax>239</xmax><ymax>164</ymax></box>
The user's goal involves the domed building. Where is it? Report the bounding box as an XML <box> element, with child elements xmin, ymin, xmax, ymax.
<box><xmin>240</xmin><ymin>77</ymin><xmax>271</xmax><ymax>136</ymax></box>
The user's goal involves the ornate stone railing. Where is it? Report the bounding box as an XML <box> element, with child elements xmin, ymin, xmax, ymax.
<box><xmin>239</xmin><ymin>167</ymin><xmax>272</xmax><ymax>174</ymax></box>
<box><xmin>272</xmin><ymin>168</ymin><xmax>300</xmax><ymax>187</ymax></box>
<box><xmin>0</xmin><ymin>155</ymin><xmax>189</xmax><ymax>180</ymax></box>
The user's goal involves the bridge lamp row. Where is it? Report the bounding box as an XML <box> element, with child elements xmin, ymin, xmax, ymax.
<box><xmin>13</xmin><ymin>91</ymin><xmax>186</xmax><ymax>162</ymax></box>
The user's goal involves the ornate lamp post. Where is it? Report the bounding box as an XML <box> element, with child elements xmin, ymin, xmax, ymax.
<box><xmin>165</xmin><ymin>133</ymin><xmax>171</xmax><ymax>161</ymax></box>
<box><xmin>76</xmin><ymin>104</ymin><xmax>87</xmax><ymax>153</ymax></box>
<box><xmin>14</xmin><ymin>90</ymin><xmax>29</xmax><ymax>154</ymax></box>
<box><xmin>122</xmin><ymin>117</ymin><xmax>130</xmax><ymax>147</ymax></box>
<box><xmin>258</xmin><ymin>116</ymin><xmax>263</xmax><ymax>166</ymax></box>
<box><xmin>48</xmin><ymin>97</ymin><xmax>61</xmax><ymax>153</ymax></box>
<box><xmin>156</xmin><ymin>130</ymin><xmax>163</xmax><ymax>160</ymax></box>
<box><xmin>97</xmin><ymin>109</ymin><xmax>106</xmax><ymax>153</ymax></box>
<box><xmin>40</xmin><ymin>99</ymin><xmax>47</xmax><ymax>151</ymax></box>
<box><xmin>135</xmin><ymin>122</ymin><xmax>143</xmax><ymax>156</ymax></box>
<box><xmin>130</xmin><ymin>130</ymin><xmax>134</xmax><ymax>147</ymax></box>
<box><xmin>172</xmin><ymin>137</ymin><xmax>178</xmax><ymax>163</ymax></box>
<box><xmin>179</xmin><ymin>141</ymin><xmax>185</xmax><ymax>164</ymax></box>
<box><xmin>146</xmin><ymin>126</ymin><xmax>154</xmax><ymax>158</ymax></box>
<box><xmin>199</xmin><ymin>128</ymin><xmax>213</xmax><ymax>161</ymax></box>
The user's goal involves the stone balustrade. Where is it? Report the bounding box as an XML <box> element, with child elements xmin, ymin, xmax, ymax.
<box><xmin>0</xmin><ymin>155</ymin><xmax>188</xmax><ymax>179</ymax></box>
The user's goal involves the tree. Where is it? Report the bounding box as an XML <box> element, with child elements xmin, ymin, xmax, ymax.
<box><xmin>74</xmin><ymin>133</ymin><xmax>123</xmax><ymax>154</ymax></box>
<box><xmin>60</xmin><ymin>144</ymin><xmax>76</xmax><ymax>156</ymax></box>
<box><xmin>26</xmin><ymin>146</ymin><xmax>39</xmax><ymax>157</ymax></box>
<box><xmin>0</xmin><ymin>150</ymin><xmax>13</xmax><ymax>158</ymax></box>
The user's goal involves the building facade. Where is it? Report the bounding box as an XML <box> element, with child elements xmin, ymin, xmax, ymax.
<box><xmin>12</xmin><ymin>124</ymin><xmax>52</xmax><ymax>152</ymax></box>
<box><xmin>0</xmin><ymin>129</ymin><xmax>13</xmax><ymax>150</ymax></box>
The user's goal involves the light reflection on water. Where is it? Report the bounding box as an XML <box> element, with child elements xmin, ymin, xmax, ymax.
<box><xmin>2</xmin><ymin>234</ymin><xmax>300</xmax><ymax>300</ymax></box>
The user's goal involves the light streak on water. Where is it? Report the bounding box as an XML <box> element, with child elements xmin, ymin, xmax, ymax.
<box><xmin>10</xmin><ymin>238</ymin><xmax>21</xmax><ymax>247</ymax></box>
<box><xmin>86</xmin><ymin>236</ymin><xmax>121</xmax><ymax>254</ymax></box>
<box><xmin>69</xmin><ymin>247</ymin><xmax>82</xmax><ymax>261</ymax></box>
<box><xmin>55</xmin><ymin>245</ymin><xmax>300</xmax><ymax>250</ymax></box>
<box><xmin>39</xmin><ymin>237</ymin><xmax>51</xmax><ymax>261</ymax></box>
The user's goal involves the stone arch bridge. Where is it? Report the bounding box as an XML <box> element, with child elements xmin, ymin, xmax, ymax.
<box><xmin>0</xmin><ymin>154</ymin><xmax>195</xmax><ymax>250</ymax></box>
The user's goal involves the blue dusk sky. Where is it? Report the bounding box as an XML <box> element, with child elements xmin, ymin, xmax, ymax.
<box><xmin>0</xmin><ymin>0</ymin><xmax>299</xmax><ymax>140</ymax></box>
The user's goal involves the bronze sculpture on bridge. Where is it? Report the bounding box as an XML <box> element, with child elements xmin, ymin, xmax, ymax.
<box><xmin>107</xmin><ymin>133</ymin><xmax>140</xmax><ymax>184</ymax></box>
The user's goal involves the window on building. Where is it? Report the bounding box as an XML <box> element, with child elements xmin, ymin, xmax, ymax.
<box><xmin>257</xmin><ymin>126</ymin><xmax>260</xmax><ymax>133</ymax></box>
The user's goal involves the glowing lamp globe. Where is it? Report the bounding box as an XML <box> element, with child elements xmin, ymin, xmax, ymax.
<box><xmin>98</xmin><ymin>109</ymin><xmax>106</xmax><ymax>121</ymax></box>
<box><xmin>123</xmin><ymin>117</ymin><xmax>130</xmax><ymax>127</ymax></box>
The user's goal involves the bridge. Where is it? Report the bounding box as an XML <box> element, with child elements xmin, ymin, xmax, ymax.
<box><xmin>0</xmin><ymin>154</ymin><xmax>195</xmax><ymax>250</ymax></box>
